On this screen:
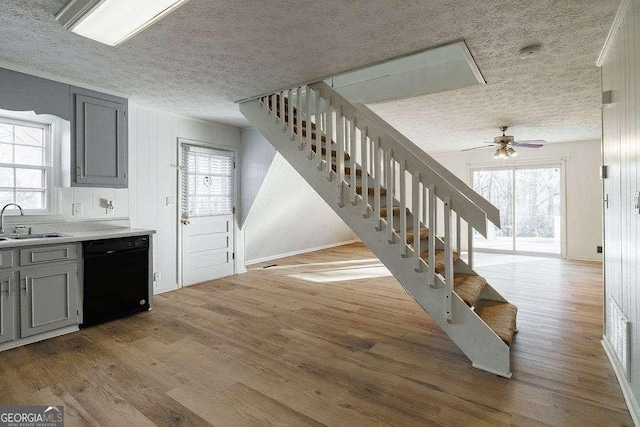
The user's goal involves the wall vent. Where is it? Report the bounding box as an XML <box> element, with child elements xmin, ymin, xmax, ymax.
<box><xmin>606</xmin><ymin>297</ymin><xmax>630</xmax><ymax>379</ymax></box>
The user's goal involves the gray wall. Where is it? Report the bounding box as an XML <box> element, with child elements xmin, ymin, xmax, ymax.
<box><xmin>240</xmin><ymin>126</ymin><xmax>276</xmax><ymax>226</ymax></box>
<box><xmin>600</xmin><ymin>0</ymin><xmax>640</xmax><ymax>422</ymax></box>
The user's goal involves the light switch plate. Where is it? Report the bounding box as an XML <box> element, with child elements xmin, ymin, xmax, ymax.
<box><xmin>72</xmin><ymin>203</ymin><xmax>83</xmax><ymax>216</ymax></box>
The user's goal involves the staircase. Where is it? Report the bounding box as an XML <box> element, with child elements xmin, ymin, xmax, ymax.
<box><xmin>240</xmin><ymin>82</ymin><xmax>517</xmax><ymax>377</ymax></box>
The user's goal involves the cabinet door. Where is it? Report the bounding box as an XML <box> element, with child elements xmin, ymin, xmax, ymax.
<box><xmin>73</xmin><ymin>89</ymin><xmax>127</xmax><ymax>188</ymax></box>
<box><xmin>0</xmin><ymin>271</ymin><xmax>16</xmax><ymax>344</ymax></box>
<box><xmin>19</xmin><ymin>264</ymin><xmax>78</xmax><ymax>338</ymax></box>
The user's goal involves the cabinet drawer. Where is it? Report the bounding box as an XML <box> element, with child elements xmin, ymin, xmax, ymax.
<box><xmin>20</xmin><ymin>245</ymin><xmax>77</xmax><ymax>266</ymax></box>
<box><xmin>0</xmin><ymin>251</ymin><xmax>14</xmax><ymax>269</ymax></box>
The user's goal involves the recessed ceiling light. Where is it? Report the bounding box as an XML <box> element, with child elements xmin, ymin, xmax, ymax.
<box><xmin>56</xmin><ymin>0</ymin><xmax>190</xmax><ymax>46</ymax></box>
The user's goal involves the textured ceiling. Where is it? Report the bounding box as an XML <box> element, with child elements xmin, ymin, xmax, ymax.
<box><xmin>0</xmin><ymin>1</ymin><xmax>617</xmax><ymax>152</ymax></box>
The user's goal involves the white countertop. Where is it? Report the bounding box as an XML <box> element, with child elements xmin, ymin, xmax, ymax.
<box><xmin>0</xmin><ymin>227</ymin><xmax>155</xmax><ymax>248</ymax></box>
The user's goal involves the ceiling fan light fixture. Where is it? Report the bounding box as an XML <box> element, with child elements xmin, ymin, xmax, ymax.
<box><xmin>497</xmin><ymin>147</ymin><xmax>508</xmax><ymax>159</ymax></box>
<box><xmin>56</xmin><ymin>0</ymin><xmax>190</xmax><ymax>46</ymax></box>
<box><xmin>494</xmin><ymin>148</ymin><xmax>501</xmax><ymax>159</ymax></box>
<box><xmin>507</xmin><ymin>147</ymin><xmax>517</xmax><ymax>157</ymax></box>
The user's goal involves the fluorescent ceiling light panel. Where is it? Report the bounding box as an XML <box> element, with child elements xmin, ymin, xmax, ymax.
<box><xmin>56</xmin><ymin>0</ymin><xmax>189</xmax><ymax>46</ymax></box>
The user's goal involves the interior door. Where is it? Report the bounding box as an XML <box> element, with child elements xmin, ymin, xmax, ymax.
<box><xmin>181</xmin><ymin>144</ymin><xmax>235</xmax><ymax>286</ymax></box>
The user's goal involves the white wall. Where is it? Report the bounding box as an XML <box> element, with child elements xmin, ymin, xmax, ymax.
<box><xmin>600</xmin><ymin>0</ymin><xmax>640</xmax><ymax>422</ymax></box>
<box><xmin>240</xmin><ymin>126</ymin><xmax>276</xmax><ymax>226</ymax></box>
<box><xmin>432</xmin><ymin>139</ymin><xmax>603</xmax><ymax>261</ymax></box>
<box><xmin>127</xmin><ymin>104</ymin><xmax>241</xmax><ymax>293</ymax></box>
<box><xmin>243</xmin><ymin>152</ymin><xmax>358</xmax><ymax>263</ymax></box>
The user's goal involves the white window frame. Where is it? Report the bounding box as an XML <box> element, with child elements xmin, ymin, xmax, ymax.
<box><xmin>0</xmin><ymin>116</ymin><xmax>53</xmax><ymax>215</ymax></box>
<box><xmin>467</xmin><ymin>158</ymin><xmax>567</xmax><ymax>258</ymax></box>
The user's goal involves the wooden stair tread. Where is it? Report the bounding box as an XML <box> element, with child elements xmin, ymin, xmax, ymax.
<box><xmin>407</xmin><ymin>227</ymin><xmax>429</xmax><ymax>245</ymax></box>
<box><xmin>453</xmin><ymin>274</ymin><xmax>487</xmax><ymax>307</ymax></box>
<box><xmin>311</xmin><ymin>144</ymin><xmax>350</xmax><ymax>160</ymax></box>
<box><xmin>419</xmin><ymin>250</ymin><xmax>459</xmax><ymax>274</ymax></box>
<box><xmin>356</xmin><ymin>186</ymin><xmax>387</xmax><ymax>197</ymax></box>
<box><xmin>475</xmin><ymin>300</ymin><xmax>518</xmax><ymax>346</ymax></box>
<box><xmin>332</xmin><ymin>164</ymin><xmax>363</xmax><ymax>177</ymax></box>
<box><xmin>380</xmin><ymin>206</ymin><xmax>411</xmax><ymax>218</ymax></box>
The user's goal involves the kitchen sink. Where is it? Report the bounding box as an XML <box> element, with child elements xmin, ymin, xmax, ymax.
<box><xmin>0</xmin><ymin>233</ymin><xmax>69</xmax><ymax>240</ymax></box>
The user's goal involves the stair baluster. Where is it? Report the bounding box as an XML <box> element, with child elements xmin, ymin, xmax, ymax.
<box><xmin>326</xmin><ymin>100</ymin><xmax>333</xmax><ymax>181</ymax></box>
<box><xmin>336</xmin><ymin>106</ymin><xmax>345</xmax><ymax>206</ymax></box>
<box><xmin>385</xmin><ymin>151</ymin><xmax>394</xmax><ymax>243</ymax></box>
<box><xmin>468</xmin><ymin>222</ymin><xmax>474</xmax><ymax>269</ymax></box>
<box><xmin>349</xmin><ymin>119</ymin><xmax>357</xmax><ymax>205</ymax></box>
<box><xmin>316</xmin><ymin>94</ymin><xmax>324</xmax><ymax>170</ymax></box>
<box><xmin>444</xmin><ymin>197</ymin><xmax>454</xmax><ymax>322</ymax></box>
<box><xmin>413</xmin><ymin>172</ymin><xmax>421</xmax><ymax>271</ymax></box>
<box><xmin>399</xmin><ymin>160</ymin><xmax>407</xmax><ymax>256</ymax></box>
<box><xmin>456</xmin><ymin>213</ymin><xmax>462</xmax><ymax>254</ymax></box>
<box><xmin>361</xmin><ymin>127</ymin><xmax>369</xmax><ymax>217</ymax></box>
<box><xmin>305</xmin><ymin>89</ymin><xmax>312</xmax><ymax>156</ymax></box>
<box><xmin>428</xmin><ymin>185</ymin><xmax>436</xmax><ymax>288</ymax></box>
<box><xmin>374</xmin><ymin>137</ymin><xmax>382</xmax><ymax>231</ymax></box>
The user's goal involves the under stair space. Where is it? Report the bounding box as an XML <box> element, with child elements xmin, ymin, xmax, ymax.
<box><xmin>241</xmin><ymin>82</ymin><xmax>517</xmax><ymax>378</ymax></box>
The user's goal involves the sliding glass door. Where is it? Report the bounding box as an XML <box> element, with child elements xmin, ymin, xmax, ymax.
<box><xmin>472</xmin><ymin>165</ymin><xmax>562</xmax><ymax>256</ymax></box>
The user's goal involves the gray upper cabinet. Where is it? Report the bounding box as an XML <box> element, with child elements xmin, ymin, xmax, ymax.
<box><xmin>72</xmin><ymin>87</ymin><xmax>128</xmax><ymax>188</ymax></box>
<box><xmin>19</xmin><ymin>263</ymin><xmax>78</xmax><ymax>338</ymax></box>
<box><xmin>0</xmin><ymin>271</ymin><xmax>16</xmax><ymax>344</ymax></box>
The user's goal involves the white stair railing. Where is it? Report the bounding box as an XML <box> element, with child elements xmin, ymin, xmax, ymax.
<box><xmin>259</xmin><ymin>82</ymin><xmax>498</xmax><ymax>323</ymax></box>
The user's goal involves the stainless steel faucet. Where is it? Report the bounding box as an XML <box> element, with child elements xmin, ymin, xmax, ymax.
<box><xmin>0</xmin><ymin>203</ymin><xmax>23</xmax><ymax>235</ymax></box>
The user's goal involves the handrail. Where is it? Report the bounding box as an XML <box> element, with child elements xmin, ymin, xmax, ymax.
<box><xmin>310</xmin><ymin>81</ymin><xmax>496</xmax><ymax>236</ymax></box>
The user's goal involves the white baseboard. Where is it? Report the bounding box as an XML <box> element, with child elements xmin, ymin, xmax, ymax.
<box><xmin>566</xmin><ymin>256</ymin><xmax>602</xmax><ymax>262</ymax></box>
<box><xmin>245</xmin><ymin>239</ymin><xmax>361</xmax><ymax>266</ymax></box>
<box><xmin>602</xmin><ymin>337</ymin><xmax>640</xmax><ymax>426</ymax></box>
<box><xmin>154</xmin><ymin>284</ymin><xmax>179</xmax><ymax>295</ymax></box>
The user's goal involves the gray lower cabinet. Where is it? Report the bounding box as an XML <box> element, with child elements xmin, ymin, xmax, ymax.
<box><xmin>19</xmin><ymin>263</ymin><xmax>78</xmax><ymax>338</ymax></box>
<box><xmin>0</xmin><ymin>271</ymin><xmax>16</xmax><ymax>344</ymax></box>
<box><xmin>72</xmin><ymin>87</ymin><xmax>128</xmax><ymax>188</ymax></box>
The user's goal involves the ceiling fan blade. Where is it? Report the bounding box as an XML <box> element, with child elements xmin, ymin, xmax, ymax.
<box><xmin>514</xmin><ymin>140</ymin><xmax>546</xmax><ymax>148</ymax></box>
<box><xmin>461</xmin><ymin>145</ymin><xmax>495</xmax><ymax>152</ymax></box>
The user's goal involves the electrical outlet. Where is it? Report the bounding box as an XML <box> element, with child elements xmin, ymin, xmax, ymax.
<box><xmin>153</xmin><ymin>272</ymin><xmax>161</xmax><ymax>282</ymax></box>
<box><xmin>166</xmin><ymin>197</ymin><xmax>176</xmax><ymax>206</ymax></box>
<box><xmin>72</xmin><ymin>203</ymin><xmax>83</xmax><ymax>216</ymax></box>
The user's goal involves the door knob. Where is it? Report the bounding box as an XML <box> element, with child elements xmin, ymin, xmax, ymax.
<box><xmin>181</xmin><ymin>219</ymin><xmax>190</xmax><ymax>225</ymax></box>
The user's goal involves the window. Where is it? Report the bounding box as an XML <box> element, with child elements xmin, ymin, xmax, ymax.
<box><xmin>472</xmin><ymin>165</ymin><xmax>562</xmax><ymax>255</ymax></box>
<box><xmin>182</xmin><ymin>145</ymin><xmax>234</xmax><ymax>218</ymax></box>
<box><xmin>0</xmin><ymin>117</ymin><xmax>51</xmax><ymax>212</ymax></box>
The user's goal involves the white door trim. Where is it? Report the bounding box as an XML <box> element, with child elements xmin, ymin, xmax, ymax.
<box><xmin>176</xmin><ymin>137</ymin><xmax>241</xmax><ymax>288</ymax></box>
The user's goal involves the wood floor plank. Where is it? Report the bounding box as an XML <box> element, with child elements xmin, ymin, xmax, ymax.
<box><xmin>0</xmin><ymin>243</ymin><xmax>632</xmax><ymax>426</ymax></box>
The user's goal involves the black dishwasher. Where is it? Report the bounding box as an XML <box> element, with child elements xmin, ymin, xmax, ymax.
<box><xmin>82</xmin><ymin>236</ymin><xmax>150</xmax><ymax>327</ymax></box>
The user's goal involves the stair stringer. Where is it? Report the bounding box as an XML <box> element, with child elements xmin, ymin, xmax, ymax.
<box><xmin>241</xmin><ymin>99</ymin><xmax>512</xmax><ymax>377</ymax></box>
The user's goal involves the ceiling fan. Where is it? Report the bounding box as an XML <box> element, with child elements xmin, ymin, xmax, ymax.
<box><xmin>462</xmin><ymin>126</ymin><xmax>546</xmax><ymax>158</ymax></box>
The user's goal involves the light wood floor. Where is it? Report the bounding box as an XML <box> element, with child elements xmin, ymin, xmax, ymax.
<box><xmin>0</xmin><ymin>243</ymin><xmax>632</xmax><ymax>426</ymax></box>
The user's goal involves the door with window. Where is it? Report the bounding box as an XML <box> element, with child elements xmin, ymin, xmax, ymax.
<box><xmin>180</xmin><ymin>144</ymin><xmax>235</xmax><ymax>286</ymax></box>
<box><xmin>472</xmin><ymin>164</ymin><xmax>563</xmax><ymax>255</ymax></box>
